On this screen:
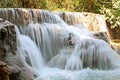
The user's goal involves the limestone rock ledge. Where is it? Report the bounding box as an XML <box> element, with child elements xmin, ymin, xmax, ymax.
<box><xmin>0</xmin><ymin>18</ymin><xmax>34</xmax><ymax>80</ymax></box>
<box><xmin>0</xmin><ymin>18</ymin><xmax>16</xmax><ymax>60</ymax></box>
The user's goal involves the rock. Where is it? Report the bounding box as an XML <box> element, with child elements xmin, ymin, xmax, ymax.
<box><xmin>0</xmin><ymin>18</ymin><xmax>35</xmax><ymax>80</ymax></box>
<box><xmin>19</xmin><ymin>67</ymin><xmax>35</xmax><ymax>80</ymax></box>
<box><xmin>0</xmin><ymin>18</ymin><xmax>20</xmax><ymax>80</ymax></box>
<box><xmin>0</xmin><ymin>18</ymin><xmax>16</xmax><ymax>54</ymax></box>
<box><xmin>93</xmin><ymin>32</ymin><xmax>109</xmax><ymax>43</ymax></box>
<box><xmin>68</xmin><ymin>33</ymin><xmax>76</xmax><ymax>48</ymax></box>
<box><xmin>0</xmin><ymin>61</ymin><xmax>10</xmax><ymax>80</ymax></box>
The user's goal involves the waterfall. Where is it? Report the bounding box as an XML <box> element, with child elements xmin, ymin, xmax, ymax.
<box><xmin>15</xmin><ymin>25</ymin><xmax>44</xmax><ymax>76</ymax></box>
<box><xmin>65</xmin><ymin>38</ymin><xmax>120</xmax><ymax>70</ymax></box>
<box><xmin>1</xmin><ymin>8</ymin><xmax>120</xmax><ymax>80</ymax></box>
<box><xmin>56</xmin><ymin>12</ymin><xmax>109</xmax><ymax>32</ymax></box>
<box><xmin>96</xmin><ymin>15</ymin><xmax>107</xmax><ymax>32</ymax></box>
<box><xmin>19</xmin><ymin>23</ymin><xmax>71</xmax><ymax>62</ymax></box>
<box><xmin>0</xmin><ymin>8</ymin><xmax>67</xmax><ymax>27</ymax></box>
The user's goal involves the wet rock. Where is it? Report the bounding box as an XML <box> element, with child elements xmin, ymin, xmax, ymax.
<box><xmin>0</xmin><ymin>18</ymin><xmax>35</xmax><ymax>80</ymax></box>
<box><xmin>68</xmin><ymin>33</ymin><xmax>76</xmax><ymax>48</ymax></box>
<box><xmin>0</xmin><ymin>61</ymin><xmax>10</xmax><ymax>80</ymax></box>
<box><xmin>0</xmin><ymin>18</ymin><xmax>16</xmax><ymax>54</ymax></box>
<box><xmin>19</xmin><ymin>67</ymin><xmax>36</xmax><ymax>80</ymax></box>
<box><xmin>92</xmin><ymin>32</ymin><xmax>109</xmax><ymax>43</ymax></box>
<box><xmin>0</xmin><ymin>18</ymin><xmax>20</xmax><ymax>80</ymax></box>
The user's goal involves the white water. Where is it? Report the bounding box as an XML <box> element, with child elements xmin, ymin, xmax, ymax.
<box><xmin>96</xmin><ymin>15</ymin><xmax>107</xmax><ymax>32</ymax></box>
<box><xmin>17</xmin><ymin>34</ymin><xmax>44</xmax><ymax>76</ymax></box>
<box><xmin>1</xmin><ymin>8</ymin><xmax>120</xmax><ymax>80</ymax></box>
<box><xmin>16</xmin><ymin>23</ymin><xmax>120</xmax><ymax>80</ymax></box>
<box><xmin>35</xmin><ymin>68</ymin><xmax>120</xmax><ymax>80</ymax></box>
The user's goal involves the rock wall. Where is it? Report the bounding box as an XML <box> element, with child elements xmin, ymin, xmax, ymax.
<box><xmin>0</xmin><ymin>18</ymin><xmax>18</xmax><ymax>80</ymax></box>
<box><xmin>0</xmin><ymin>18</ymin><xmax>16</xmax><ymax>60</ymax></box>
<box><xmin>0</xmin><ymin>18</ymin><xmax>34</xmax><ymax>80</ymax></box>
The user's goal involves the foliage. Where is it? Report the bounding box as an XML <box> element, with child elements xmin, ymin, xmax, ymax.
<box><xmin>99</xmin><ymin>0</ymin><xmax>120</xmax><ymax>28</ymax></box>
<box><xmin>0</xmin><ymin>0</ymin><xmax>120</xmax><ymax>28</ymax></box>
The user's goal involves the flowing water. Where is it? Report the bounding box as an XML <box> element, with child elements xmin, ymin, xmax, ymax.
<box><xmin>0</xmin><ymin>8</ymin><xmax>120</xmax><ymax>80</ymax></box>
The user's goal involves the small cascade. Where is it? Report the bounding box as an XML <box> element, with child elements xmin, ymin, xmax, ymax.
<box><xmin>19</xmin><ymin>23</ymin><xmax>72</xmax><ymax>62</ymax></box>
<box><xmin>66</xmin><ymin>37</ymin><xmax>120</xmax><ymax>70</ymax></box>
<box><xmin>0</xmin><ymin>8</ymin><xmax>67</xmax><ymax>27</ymax></box>
<box><xmin>96</xmin><ymin>15</ymin><xmax>107</xmax><ymax>32</ymax></box>
<box><xmin>56</xmin><ymin>12</ymin><xmax>107</xmax><ymax>32</ymax></box>
<box><xmin>55</xmin><ymin>12</ymin><xmax>86</xmax><ymax>29</ymax></box>
<box><xmin>56</xmin><ymin>12</ymin><xmax>85</xmax><ymax>25</ymax></box>
<box><xmin>17</xmin><ymin>34</ymin><xmax>44</xmax><ymax>76</ymax></box>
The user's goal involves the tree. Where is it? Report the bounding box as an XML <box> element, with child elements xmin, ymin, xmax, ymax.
<box><xmin>100</xmin><ymin>0</ymin><xmax>120</xmax><ymax>28</ymax></box>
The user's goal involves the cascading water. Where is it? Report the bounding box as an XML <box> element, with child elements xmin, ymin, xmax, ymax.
<box><xmin>1</xmin><ymin>8</ymin><xmax>120</xmax><ymax>80</ymax></box>
<box><xmin>16</xmin><ymin>26</ymin><xmax>44</xmax><ymax>76</ymax></box>
<box><xmin>56</xmin><ymin>12</ymin><xmax>108</xmax><ymax>32</ymax></box>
